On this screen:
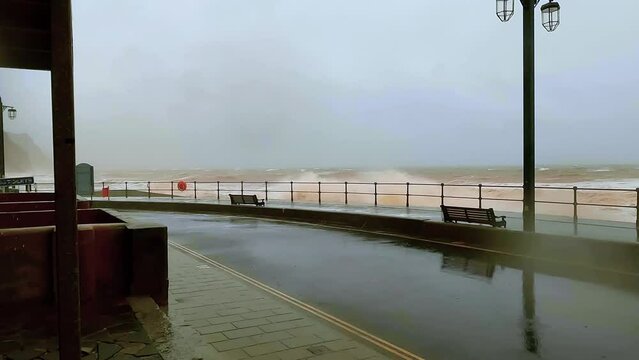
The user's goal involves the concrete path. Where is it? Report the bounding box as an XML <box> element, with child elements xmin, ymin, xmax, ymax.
<box><xmin>99</xmin><ymin>197</ymin><xmax>638</xmax><ymax>243</ymax></box>
<box><xmin>123</xmin><ymin>211</ymin><xmax>639</xmax><ymax>360</ymax></box>
<box><xmin>131</xmin><ymin>245</ymin><xmax>413</xmax><ymax>360</ymax></box>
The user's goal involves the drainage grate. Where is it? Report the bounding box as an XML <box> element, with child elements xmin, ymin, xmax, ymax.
<box><xmin>307</xmin><ymin>345</ymin><xmax>330</xmax><ymax>355</ymax></box>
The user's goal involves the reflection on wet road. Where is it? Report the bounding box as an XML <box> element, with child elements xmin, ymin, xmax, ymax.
<box><xmin>123</xmin><ymin>211</ymin><xmax>639</xmax><ymax>360</ymax></box>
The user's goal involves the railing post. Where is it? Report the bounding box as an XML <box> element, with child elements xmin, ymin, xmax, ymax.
<box><xmin>478</xmin><ymin>184</ymin><xmax>483</xmax><ymax>208</ymax></box>
<box><xmin>345</xmin><ymin>181</ymin><xmax>348</xmax><ymax>205</ymax></box>
<box><xmin>265</xmin><ymin>181</ymin><xmax>268</xmax><ymax>201</ymax></box>
<box><xmin>241</xmin><ymin>181</ymin><xmax>244</xmax><ymax>196</ymax></box>
<box><xmin>318</xmin><ymin>181</ymin><xmax>322</xmax><ymax>205</ymax></box>
<box><xmin>440</xmin><ymin>183</ymin><xmax>445</xmax><ymax>206</ymax></box>
<box><xmin>406</xmin><ymin>182</ymin><xmax>410</xmax><ymax>207</ymax></box>
<box><xmin>147</xmin><ymin>181</ymin><xmax>151</xmax><ymax>199</ymax></box>
<box><xmin>573</xmin><ymin>186</ymin><xmax>578</xmax><ymax>236</ymax></box>
<box><xmin>374</xmin><ymin>182</ymin><xmax>378</xmax><ymax>206</ymax></box>
<box><xmin>125</xmin><ymin>181</ymin><xmax>128</xmax><ymax>198</ymax></box>
<box><xmin>171</xmin><ymin>181</ymin><xmax>174</xmax><ymax>199</ymax></box>
<box><xmin>635</xmin><ymin>188</ymin><xmax>639</xmax><ymax>241</ymax></box>
<box><xmin>107</xmin><ymin>182</ymin><xmax>110</xmax><ymax>201</ymax></box>
<box><xmin>194</xmin><ymin>181</ymin><xmax>197</xmax><ymax>200</ymax></box>
<box><xmin>290</xmin><ymin>181</ymin><xmax>294</xmax><ymax>203</ymax></box>
<box><xmin>216</xmin><ymin>181</ymin><xmax>220</xmax><ymax>200</ymax></box>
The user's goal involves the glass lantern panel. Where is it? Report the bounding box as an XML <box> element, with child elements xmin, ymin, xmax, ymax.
<box><xmin>542</xmin><ymin>6</ymin><xmax>560</xmax><ymax>31</ymax></box>
<box><xmin>496</xmin><ymin>0</ymin><xmax>514</xmax><ymax>22</ymax></box>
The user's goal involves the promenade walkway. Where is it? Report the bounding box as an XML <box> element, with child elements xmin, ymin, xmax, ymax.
<box><xmin>100</xmin><ymin>197</ymin><xmax>638</xmax><ymax>243</ymax></box>
<box><xmin>130</xmin><ymin>244</ymin><xmax>410</xmax><ymax>360</ymax></box>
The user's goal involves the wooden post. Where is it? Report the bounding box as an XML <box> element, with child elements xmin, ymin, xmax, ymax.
<box><xmin>51</xmin><ymin>0</ymin><xmax>81</xmax><ymax>357</ymax></box>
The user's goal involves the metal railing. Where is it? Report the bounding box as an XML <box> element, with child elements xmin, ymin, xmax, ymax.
<box><xmin>24</xmin><ymin>180</ymin><xmax>639</xmax><ymax>238</ymax></box>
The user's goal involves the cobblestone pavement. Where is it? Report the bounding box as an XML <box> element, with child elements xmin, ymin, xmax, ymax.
<box><xmin>0</xmin><ymin>311</ymin><xmax>162</xmax><ymax>360</ymax></box>
<box><xmin>130</xmin><ymin>246</ymin><xmax>401</xmax><ymax>360</ymax></box>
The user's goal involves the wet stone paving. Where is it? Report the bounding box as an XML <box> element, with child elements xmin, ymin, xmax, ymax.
<box><xmin>127</xmin><ymin>247</ymin><xmax>393</xmax><ymax>360</ymax></box>
<box><xmin>0</xmin><ymin>312</ymin><xmax>162</xmax><ymax>360</ymax></box>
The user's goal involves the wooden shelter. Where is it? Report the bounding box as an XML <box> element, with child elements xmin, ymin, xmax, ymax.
<box><xmin>0</xmin><ymin>0</ymin><xmax>81</xmax><ymax>358</ymax></box>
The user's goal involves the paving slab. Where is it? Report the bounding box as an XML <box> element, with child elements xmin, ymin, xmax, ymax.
<box><xmin>129</xmin><ymin>247</ymin><xmax>398</xmax><ymax>360</ymax></box>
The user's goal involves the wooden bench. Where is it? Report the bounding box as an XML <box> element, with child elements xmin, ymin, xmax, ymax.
<box><xmin>229</xmin><ymin>194</ymin><xmax>265</xmax><ymax>206</ymax></box>
<box><xmin>441</xmin><ymin>205</ymin><xmax>506</xmax><ymax>228</ymax></box>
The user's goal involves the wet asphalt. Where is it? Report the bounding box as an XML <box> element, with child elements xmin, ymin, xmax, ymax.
<box><xmin>121</xmin><ymin>211</ymin><xmax>639</xmax><ymax>360</ymax></box>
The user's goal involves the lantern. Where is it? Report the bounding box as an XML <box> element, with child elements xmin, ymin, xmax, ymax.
<box><xmin>7</xmin><ymin>107</ymin><xmax>16</xmax><ymax>119</ymax></box>
<box><xmin>496</xmin><ymin>0</ymin><xmax>515</xmax><ymax>22</ymax></box>
<box><xmin>541</xmin><ymin>0</ymin><xmax>560</xmax><ymax>32</ymax></box>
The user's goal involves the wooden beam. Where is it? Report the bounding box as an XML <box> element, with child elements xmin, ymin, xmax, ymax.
<box><xmin>0</xmin><ymin>0</ymin><xmax>50</xmax><ymax>31</ymax></box>
<box><xmin>50</xmin><ymin>0</ymin><xmax>80</xmax><ymax>358</ymax></box>
<box><xmin>0</xmin><ymin>48</ymin><xmax>50</xmax><ymax>70</ymax></box>
<box><xmin>0</xmin><ymin>26</ymin><xmax>51</xmax><ymax>51</ymax></box>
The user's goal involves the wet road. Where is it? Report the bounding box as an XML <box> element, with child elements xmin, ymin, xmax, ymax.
<box><xmin>122</xmin><ymin>211</ymin><xmax>639</xmax><ymax>360</ymax></box>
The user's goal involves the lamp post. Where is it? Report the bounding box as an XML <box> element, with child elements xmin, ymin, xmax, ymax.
<box><xmin>0</xmin><ymin>96</ymin><xmax>18</xmax><ymax>179</ymax></box>
<box><xmin>496</xmin><ymin>0</ymin><xmax>561</xmax><ymax>232</ymax></box>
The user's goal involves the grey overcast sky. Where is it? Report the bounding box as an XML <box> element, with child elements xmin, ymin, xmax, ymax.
<box><xmin>1</xmin><ymin>0</ymin><xmax>637</xmax><ymax>170</ymax></box>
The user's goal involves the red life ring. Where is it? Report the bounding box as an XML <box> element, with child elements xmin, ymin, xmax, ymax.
<box><xmin>177</xmin><ymin>181</ymin><xmax>187</xmax><ymax>191</ymax></box>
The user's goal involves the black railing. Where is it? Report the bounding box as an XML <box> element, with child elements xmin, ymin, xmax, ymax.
<box><xmin>25</xmin><ymin>180</ymin><xmax>639</xmax><ymax>237</ymax></box>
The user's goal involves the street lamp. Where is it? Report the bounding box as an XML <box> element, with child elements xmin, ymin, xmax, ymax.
<box><xmin>7</xmin><ymin>107</ymin><xmax>17</xmax><ymax>119</ymax></box>
<box><xmin>0</xmin><ymin>97</ymin><xmax>18</xmax><ymax>178</ymax></box>
<box><xmin>495</xmin><ymin>0</ymin><xmax>561</xmax><ymax>232</ymax></box>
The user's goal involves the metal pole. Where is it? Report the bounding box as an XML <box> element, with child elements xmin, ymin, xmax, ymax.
<box><xmin>265</xmin><ymin>181</ymin><xmax>268</xmax><ymax>201</ymax></box>
<box><xmin>406</xmin><ymin>182</ymin><xmax>410</xmax><ymax>207</ymax></box>
<box><xmin>0</xmin><ymin>97</ymin><xmax>4</xmax><ymax>178</ymax></box>
<box><xmin>125</xmin><ymin>181</ymin><xmax>128</xmax><ymax>198</ymax></box>
<box><xmin>241</xmin><ymin>181</ymin><xmax>244</xmax><ymax>196</ymax></box>
<box><xmin>440</xmin><ymin>183</ymin><xmax>445</xmax><ymax>206</ymax></box>
<box><xmin>171</xmin><ymin>181</ymin><xmax>174</xmax><ymax>199</ymax></box>
<box><xmin>194</xmin><ymin>181</ymin><xmax>197</xmax><ymax>199</ymax></box>
<box><xmin>290</xmin><ymin>181</ymin><xmax>294</xmax><ymax>203</ymax></box>
<box><xmin>573</xmin><ymin>186</ymin><xmax>578</xmax><ymax>236</ymax></box>
<box><xmin>523</xmin><ymin>0</ymin><xmax>536</xmax><ymax>233</ymax></box>
<box><xmin>635</xmin><ymin>188</ymin><xmax>638</xmax><ymax>241</ymax></box>
<box><xmin>374</xmin><ymin>182</ymin><xmax>378</xmax><ymax>206</ymax></box>
<box><xmin>147</xmin><ymin>181</ymin><xmax>150</xmax><ymax>199</ymax></box>
<box><xmin>51</xmin><ymin>0</ymin><xmax>81</xmax><ymax>356</ymax></box>
<box><xmin>318</xmin><ymin>181</ymin><xmax>322</xmax><ymax>205</ymax></box>
<box><xmin>479</xmin><ymin>184</ymin><xmax>483</xmax><ymax>208</ymax></box>
<box><xmin>345</xmin><ymin>181</ymin><xmax>348</xmax><ymax>205</ymax></box>
<box><xmin>216</xmin><ymin>181</ymin><xmax>220</xmax><ymax>200</ymax></box>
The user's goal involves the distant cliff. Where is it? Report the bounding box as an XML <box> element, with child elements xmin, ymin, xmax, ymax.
<box><xmin>4</xmin><ymin>132</ymin><xmax>52</xmax><ymax>174</ymax></box>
